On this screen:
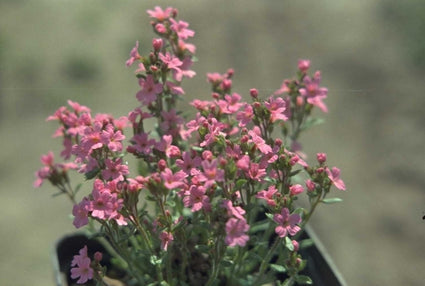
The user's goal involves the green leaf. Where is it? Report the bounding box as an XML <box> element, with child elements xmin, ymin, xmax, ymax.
<box><xmin>150</xmin><ymin>255</ymin><xmax>162</xmax><ymax>265</ymax></box>
<box><xmin>220</xmin><ymin>258</ymin><xmax>234</xmax><ymax>267</ymax></box>
<box><xmin>321</xmin><ymin>197</ymin><xmax>343</xmax><ymax>204</ymax></box>
<box><xmin>265</xmin><ymin>213</ymin><xmax>274</xmax><ymax>221</ymax></box>
<box><xmin>300</xmin><ymin>117</ymin><xmax>324</xmax><ymax>131</ymax></box>
<box><xmin>270</xmin><ymin>263</ymin><xmax>287</xmax><ymax>273</ymax></box>
<box><xmin>284</xmin><ymin>236</ymin><xmax>294</xmax><ymax>251</ymax></box>
<box><xmin>299</xmin><ymin>238</ymin><xmax>314</xmax><ymax>249</ymax></box>
<box><xmin>295</xmin><ymin>274</ymin><xmax>313</xmax><ymax>285</ymax></box>
<box><xmin>235</xmin><ymin>179</ymin><xmax>248</xmax><ymax>189</ymax></box>
<box><xmin>85</xmin><ymin>168</ymin><xmax>100</xmax><ymax>180</ymax></box>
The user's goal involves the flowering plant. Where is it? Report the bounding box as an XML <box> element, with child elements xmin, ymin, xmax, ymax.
<box><xmin>35</xmin><ymin>6</ymin><xmax>346</xmax><ymax>286</ymax></box>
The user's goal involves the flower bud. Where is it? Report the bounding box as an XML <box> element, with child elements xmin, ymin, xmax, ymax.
<box><xmin>292</xmin><ymin>240</ymin><xmax>299</xmax><ymax>252</ymax></box>
<box><xmin>316</xmin><ymin>153</ymin><xmax>327</xmax><ymax>164</ymax></box>
<box><xmin>202</xmin><ymin>150</ymin><xmax>213</xmax><ymax>161</ymax></box>
<box><xmin>152</xmin><ymin>38</ymin><xmax>163</xmax><ymax>52</ymax></box>
<box><xmin>274</xmin><ymin>138</ymin><xmax>282</xmax><ymax>147</ymax></box>
<box><xmin>250</xmin><ymin>88</ymin><xmax>258</xmax><ymax>98</ymax></box>
<box><xmin>226</xmin><ymin>68</ymin><xmax>234</xmax><ymax>78</ymax></box>
<box><xmin>298</xmin><ymin>59</ymin><xmax>310</xmax><ymax>73</ymax></box>
<box><xmin>94</xmin><ymin>252</ymin><xmax>103</xmax><ymax>262</ymax></box>
<box><xmin>158</xmin><ymin>159</ymin><xmax>167</xmax><ymax>171</ymax></box>
<box><xmin>289</xmin><ymin>184</ymin><xmax>304</xmax><ymax>196</ymax></box>
<box><xmin>296</xmin><ymin>96</ymin><xmax>304</xmax><ymax>107</ymax></box>
<box><xmin>316</xmin><ymin>167</ymin><xmax>324</xmax><ymax>174</ymax></box>
<box><xmin>221</xmin><ymin>79</ymin><xmax>232</xmax><ymax>90</ymax></box>
<box><xmin>306</xmin><ymin>179</ymin><xmax>315</xmax><ymax>192</ymax></box>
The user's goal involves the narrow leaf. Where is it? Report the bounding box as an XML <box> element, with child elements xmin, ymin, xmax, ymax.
<box><xmin>321</xmin><ymin>197</ymin><xmax>343</xmax><ymax>204</ymax></box>
<box><xmin>270</xmin><ymin>263</ymin><xmax>286</xmax><ymax>273</ymax></box>
<box><xmin>295</xmin><ymin>274</ymin><xmax>313</xmax><ymax>285</ymax></box>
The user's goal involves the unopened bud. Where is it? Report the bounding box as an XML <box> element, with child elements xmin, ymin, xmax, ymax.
<box><xmin>292</xmin><ymin>240</ymin><xmax>299</xmax><ymax>252</ymax></box>
<box><xmin>221</xmin><ymin>79</ymin><xmax>232</xmax><ymax>90</ymax></box>
<box><xmin>94</xmin><ymin>252</ymin><xmax>103</xmax><ymax>262</ymax></box>
<box><xmin>298</xmin><ymin>59</ymin><xmax>310</xmax><ymax>73</ymax></box>
<box><xmin>250</xmin><ymin>88</ymin><xmax>258</xmax><ymax>98</ymax></box>
<box><xmin>152</xmin><ymin>38</ymin><xmax>163</xmax><ymax>52</ymax></box>
<box><xmin>316</xmin><ymin>153</ymin><xmax>327</xmax><ymax>164</ymax></box>
<box><xmin>158</xmin><ymin>159</ymin><xmax>167</xmax><ymax>171</ymax></box>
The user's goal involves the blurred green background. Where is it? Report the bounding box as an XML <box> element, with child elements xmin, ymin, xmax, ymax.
<box><xmin>1</xmin><ymin>0</ymin><xmax>424</xmax><ymax>285</ymax></box>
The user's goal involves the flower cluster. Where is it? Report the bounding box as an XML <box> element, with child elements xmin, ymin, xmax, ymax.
<box><xmin>35</xmin><ymin>6</ymin><xmax>346</xmax><ymax>286</ymax></box>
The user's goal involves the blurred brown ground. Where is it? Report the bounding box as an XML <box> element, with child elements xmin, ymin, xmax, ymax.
<box><xmin>1</xmin><ymin>1</ymin><xmax>424</xmax><ymax>285</ymax></box>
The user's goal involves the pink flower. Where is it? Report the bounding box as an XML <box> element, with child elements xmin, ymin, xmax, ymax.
<box><xmin>170</xmin><ymin>18</ymin><xmax>195</xmax><ymax>40</ymax></box>
<box><xmin>173</xmin><ymin>56</ymin><xmax>196</xmax><ymax>82</ymax></box>
<box><xmin>160</xmin><ymin>231</ymin><xmax>174</xmax><ymax>251</ymax></box>
<box><xmin>136</xmin><ymin>75</ymin><xmax>163</xmax><ymax>106</ymax></box>
<box><xmin>274</xmin><ymin>79</ymin><xmax>291</xmax><ymax>95</ymax></box>
<box><xmin>126</xmin><ymin>41</ymin><xmax>141</xmax><ymax>67</ymax></box>
<box><xmin>305</xmin><ymin>179</ymin><xmax>316</xmax><ymax>192</ymax></box>
<box><xmin>273</xmin><ymin>208</ymin><xmax>301</xmax><ymax>238</ymax></box>
<box><xmin>183</xmin><ymin>185</ymin><xmax>211</xmax><ymax>212</ymax></box>
<box><xmin>101</xmin><ymin>158</ymin><xmax>129</xmax><ymax>182</ymax></box>
<box><xmin>72</xmin><ymin>198</ymin><xmax>90</xmax><ymax>228</ymax></box>
<box><xmin>299</xmin><ymin>71</ymin><xmax>328</xmax><ymax>113</ymax></box>
<box><xmin>159</xmin><ymin>52</ymin><xmax>183</xmax><ymax>73</ymax></box>
<box><xmin>197</xmin><ymin>159</ymin><xmax>224</xmax><ymax>188</ymax></box>
<box><xmin>129</xmin><ymin>132</ymin><xmax>156</xmax><ymax>155</ymax></box>
<box><xmin>225</xmin><ymin>218</ymin><xmax>250</xmax><ymax>247</ymax></box>
<box><xmin>246</xmin><ymin>162</ymin><xmax>267</xmax><ymax>181</ymax></box>
<box><xmin>289</xmin><ymin>184</ymin><xmax>304</xmax><ymax>196</ymax></box>
<box><xmin>236</xmin><ymin>104</ymin><xmax>254</xmax><ymax>127</ymax></box>
<box><xmin>222</xmin><ymin>199</ymin><xmax>246</xmax><ymax>220</ymax></box>
<box><xmin>298</xmin><ymin>59</ymin><xmax>310</xmax><ymax>73</ymax></box>
<box><xmin>176</xmin><ymin>151</ymin><xmax>202</xmax><ymax>174</ymax></box>
<box><xmin>70</xmin><ymin>246</ymin><xmax>94</xmax><ymax>284</ymax></box>
<box><xmin>248</xmin><ymin>129</ymin><xmax>272</xmax><ymax>154</ymax></box>
<box><xmin>101</xmin><ymin>124</ymin><xmax>125</xmax><ymax>152</ymax></box>
<box><xmin>256</xmin><ymin>185</ymin><xmax>278</xmax><ymax>207</ymax></box>
<box><xmin>161</xmin><ymin>168</ymin><xmax>187</xmax><ymax>190</ymax></box>
<box><xmin>155</xmin><ymin>135</ymin><xmax>181</xmax><ymax>158</ymax></box>
<box><xmin>264</xmin><ymin>96</ymin><xmax>288</xmax><ymax>122</ymax></box>
<box><xmin>216</xmin><ymin>93</ymin><xmax>243</xmax><ymax>114</ymax></box>
<box><xmin>147</xmin><ymin>6</ymin><xmax>173</xmax><ymax>21</ymax></box>
<box><xmin>326</xmin><ymin>167</ymin><xmax>346</xmax><ymax>190</ymax></box>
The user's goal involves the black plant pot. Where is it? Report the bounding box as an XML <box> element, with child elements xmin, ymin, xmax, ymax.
<box><xmin>53</xmin><ymin>226</ymin><xmax>346</xmax><ymax>286</ymax></box>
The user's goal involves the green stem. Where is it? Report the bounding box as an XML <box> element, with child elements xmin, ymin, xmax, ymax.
<box><xmin>253</xmin><ymin>237</ymin><xmax>282</xmax><ymax>285</ymax></box>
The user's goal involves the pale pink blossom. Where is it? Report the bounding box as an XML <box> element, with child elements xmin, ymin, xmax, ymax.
<box><xmin>170</xmin><ymin>18</ymin><xmax>195</xmax><ymax>40</ymax></box>
<box><xmin>299</xmin><ymin>71</ymin><xmax>328</xmax><ymax>113</ymax></box>
<box><xmin>298</xmin><ymin>59</ymin><xmax>311</xmax><ymax>73</ymax></box>
<box><xmin>101</xmin><ymin>158</ymin><xmax>129</xmax><ymax>182</ymax></box>
<box><xmin>326</xmin><ymin>167</ymin><xmax>346</xmax><ymax>190</ymax></box>
<box><xmin>256</xmin><ymin>185</ymin><xmax>278</xmax><ymax>207</ymax></box>
<box><xmin>183</xmin><ymin>185</ymin><xmax>211</xmax><ymax>212</ymax></box>
<box><xmin>70</xmin><ymin>246</ymin><xmax>94</xmax><ymax>284</ymax></box>
<box><xmin>126</xmin><ymin>41</ymin><xmax>141</xmax><ymax>67</ymax></box>
<box><xmin>161</xmin><ymin>168</ymin><xmax>187</xmax><ymax>190</ymax></box>
<box><xmin>273</xmin><ymin>208</ymin><xmax>301</xmax><ymax>238</ymax></box>
<box><xmin>222</xmin><ymin>199</ymin><xmax>246</xmax><ymax>220</ymax></box>
<box><xmin>225</xmin><ymin>218</ymin><xmax>250</xmax><ymax>247</ymax></box>
<box><xmin>147</xmin><ymin>6</ymin><xmax>173</xmax><ymax>21</ymax></box>
<box><xmin>160</xmin><ymin>231</ymin><xmax>174</xmax><ymax>251</ymax></box>
<box><xmin>136</xmin><ymin>75</ymin><xmax>163</xmax><ymax>105</ymax></box>
<box><xmin>264</xmin><ymin>96</ymin><xmax>288</xmax><ymax>122</ymax></box>
<box><xmin>72</xmin><ymin>198</ymin><xmax>90</xmax><ymax>228</ymax></box>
